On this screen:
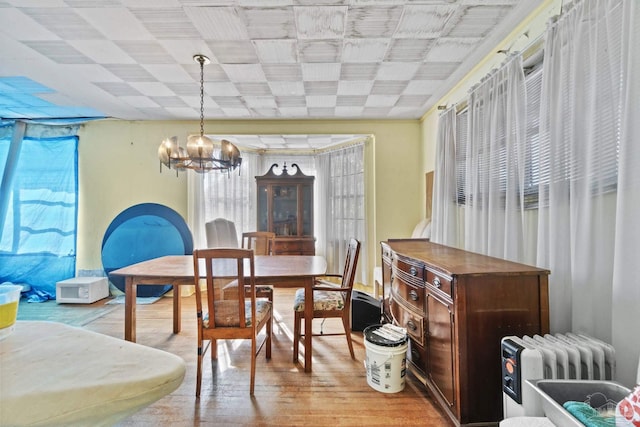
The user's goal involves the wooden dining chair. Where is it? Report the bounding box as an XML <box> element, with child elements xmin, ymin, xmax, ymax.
<box><xmin>222</xmin><ymin>232</ymin><xmax>276</xmax><ymax>302</ymax></box>
<box><xmin>242</xmin><ymin>231</ymin><xmax>275</xmax><ymax>256</ymax></box>
<box><xmin>292</xmin><ymin>238</ymin><xmax>361</xmax><ymax>363</ymax></box>
<box><xmin>204</xmin><ymin>218</ymin><xmax>239</xmax><ymax>248</ymax></box>
<box><xmin>193</xmin><ymin>248</ymin><xmax>272</xmax><ymax>396</ymax></box>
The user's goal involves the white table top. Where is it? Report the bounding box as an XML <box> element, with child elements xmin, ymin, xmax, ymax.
<box><xmin>0</xmin><ymin>321</ymin><xmax>185</xmax><ymax>426</ymax></box>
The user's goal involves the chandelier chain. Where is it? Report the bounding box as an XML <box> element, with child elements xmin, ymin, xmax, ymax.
<box><xmin>198</xmin><ymin>56</ymin><xmax>205</xmax><ymax>137</ymax></box>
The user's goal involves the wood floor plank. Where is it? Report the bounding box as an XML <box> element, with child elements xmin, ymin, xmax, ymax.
<box><xmin>28</xmin><ymin>288</ymin><xmax>451</xmax><ymax>426</ymax></box>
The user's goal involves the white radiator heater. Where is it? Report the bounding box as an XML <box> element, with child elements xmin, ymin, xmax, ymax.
<box><xmin>501</xmin><ymin>333</ymin><xmax>616</xmax><ymax>418</ymax></box>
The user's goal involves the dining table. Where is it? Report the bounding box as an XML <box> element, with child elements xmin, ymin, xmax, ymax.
<box><xmin>109</xmin><ymin>254</ymin><xmax>327</xmax><ymax>372</ymax></box>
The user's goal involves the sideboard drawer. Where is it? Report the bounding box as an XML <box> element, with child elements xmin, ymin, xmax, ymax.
<box><xmin>395</xmin><ymin>256</ymin><xmax>426</xmax><ymax>282</ymax></box>
<box><xmin>390</xmin><ymin>296</ymin><xmax>425</xmax><ymax>346</ymax></box>
<box><xmin>391</xmin><ymin>274</ymin><xmax>425</xmax><ymax>314</ymax></box>
<box><xmin>426</xmin><ymin>270</ymin><xmax>453</xmax><ymax>300</ymax></box>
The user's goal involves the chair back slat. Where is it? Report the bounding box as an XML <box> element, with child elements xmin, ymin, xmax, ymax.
<box><xmin>242</xmin><ymin>231</ymin><xmax>275</xmax><ymax>256</ymax></box>
<box><xmin>341</xmin><ymin>238</ymin><xmax>361</xmax><ymax>293</ymax></box>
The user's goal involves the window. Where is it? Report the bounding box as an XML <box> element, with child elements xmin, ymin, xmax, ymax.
<box><xmin>455</xmin><ymin>33</ymin><xmax>622</xmax><ymax>210</ymax></box>
<box><xmin>316</xmin><ymin>143</ymin><xmax>366</xmax><ymax>279</ymax></box>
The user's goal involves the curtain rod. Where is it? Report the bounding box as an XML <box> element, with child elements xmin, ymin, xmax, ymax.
<box><xmin>438</xmin><ymin>34</ymin><xmax>545</xmax><ymax>115</ymax></box>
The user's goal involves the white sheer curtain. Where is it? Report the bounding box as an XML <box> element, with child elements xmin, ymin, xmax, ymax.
<box><xmin>612</xmin><ymin>0</ymin><xmax>640</xmax><ymax>385</ymax></box>
<box><xmin>188</xmin><ymin>151</ymin><xmax>260</xmax><ymax>249</ymax></box>
<box><xmin>464</xmin><ymin>54</ymin><xmax>527</xmax><ymax>261</ymax></box>
<box><xmin>536</xmin><ymin>0</ymin><xmax>639</xmax><ymax>385</ymax></box>
<box><xmin>537</xmin><ymin>0</ymin><xmax>624</xmax><ymax>337</ymax></box>
<box><xmin>431</xmin><ymin>107</ymin><xmax>459</xmax><ymax>247</ymax></box>
<box><xmin>316</xmin><ymin>143</ymin><xmax>367</xmax><ymax>283</ymax></box>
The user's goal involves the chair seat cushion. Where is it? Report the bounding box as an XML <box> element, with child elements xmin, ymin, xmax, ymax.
<box><xmin>293</xmin><ymin>288</ymin><xmax>345</xmax><ymax>312</ymax></box>
<box><xmin>204</xmin><ymin>300</ymin><xmax>271</xmax><ymax>327</ymax></box>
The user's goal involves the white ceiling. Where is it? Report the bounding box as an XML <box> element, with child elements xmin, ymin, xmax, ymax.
<box><xmin>0</xmin><ymin>0</ymin><xmax>542</xmax><ymax>124</ymax></box>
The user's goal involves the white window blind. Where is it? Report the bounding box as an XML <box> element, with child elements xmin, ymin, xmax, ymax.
<box><xmin>455</xmin><ymin>109</ymin><xmax>468</xmax><ymax>204</ymax></box>
<box><xmin>536</xmin><ymin>1</ymin><xmax>623</xmax><ymax>197</ymax></box>
<box><xmin>455</xmin><ymin>2</ymin><xmax>623</xmax><ymax>209</ymax></box>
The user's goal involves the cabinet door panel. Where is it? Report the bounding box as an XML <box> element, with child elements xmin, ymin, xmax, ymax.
<box><xmin>427</xmin><ymin>293</ymin><xmax>455</xmax><ymax>410</ymax></box>
<box><xmin>408</xmin><ymin>338</ymin><xmax>427</xmax><ymax>376</ymax></box>
<box><xmin>273</xmin><ymin>185</ymin><xmax>298</xmax><ymax>236</ymax></box>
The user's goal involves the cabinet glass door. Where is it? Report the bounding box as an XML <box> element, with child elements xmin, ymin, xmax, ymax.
<box><xmin>257</xmin><ymin>185</ymin><xmax>268</xmax><ymax>231</ymax></box>
<box><xmin>273</xmin><ymin>185</ymin><xmax>297</xmax><ymax>236</ymax></box>
<box><xmin>301</xmin><ymin>184</ymin><xmax>312</xmax><ymax>235</ymax></box>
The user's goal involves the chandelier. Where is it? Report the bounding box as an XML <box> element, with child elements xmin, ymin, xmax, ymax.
<box><xmin>158</xmin><ymin>54</ymin><xmax>242</xmax><ymax>175</ymax></box>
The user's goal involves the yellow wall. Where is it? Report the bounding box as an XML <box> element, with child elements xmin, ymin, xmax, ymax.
<box><xmin>77</xmin><ymin>119</ymin><xmax>423</xmax><ymax>285</ymax></box>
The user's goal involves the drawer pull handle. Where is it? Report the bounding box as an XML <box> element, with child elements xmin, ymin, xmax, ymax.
<box><xmin>406</xmin><ymin>320</ymin><xmax>417</xmax><ymax>331</ymax></box>
<box><xmin>411</xmin><ymin>349</ymin><xmax>421</xmax><ymax>361</ymax></box>
<box><xmin>409</xmin><ymin>289</ymin><xmax>419</xmax><ymax>301</ymax></box>
<box><xmin>433</xmin><ymin>277</ymin><xmax>441</xmax><ymax>288</ymax></box>
<box><xmin>409</xmin><ymin>266</ymin><xmax>417</xmax><ymax>276</ymax></box>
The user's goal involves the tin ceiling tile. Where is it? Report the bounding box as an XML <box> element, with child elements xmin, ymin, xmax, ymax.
<box><xmin>209</xmin><ymin>40</ymin><xmax>259</xmax><ymax>64</ymax></box>
<box><xmin>345</xmin><ymin>6</ymin><xmax>402</xmax><ymax>38</ymax></box>
<box><xmin>342</xmin><ymin>39</ymin><xmax>388</xmax><ymax>63</ymax></box>
<box><xmin>241</xmin><ymin>7</ymin><xmax>296</xmax><ymax>39</ymax></box>
<box><xmin>298</xmin><ymin>40</ymin><xmax>341</xmax><ymax>63</ymax></box>
<box><xmin>131</xmin><ymin>7</ymin><xmax>201</xmax><ymax>39</ymax></box>
<box><xmin>254</xmin><ymin>40</ymin><xmax>299</xmax><ymax>64</ymax></box>
<box><xmin>294</xmin><ymin>6</ymin><xmax>346</xmax><ymax>39</ymax></box>
<box><xmin>394</xmin><ymin>4</ymin><xmax>457</xmax><ymax>39</ymax></box>
<box><xmin>184</xmin><ymin>6</ymin><xmax>249</xmax><ymax>40</ymax></box>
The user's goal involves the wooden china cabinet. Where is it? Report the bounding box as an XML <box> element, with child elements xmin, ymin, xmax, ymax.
<box><xmin>256</xmin><ymin>163</ymin><xmax>315</xmax><ymax>255</ymax></box>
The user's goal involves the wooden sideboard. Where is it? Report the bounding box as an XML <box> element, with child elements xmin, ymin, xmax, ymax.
<box><xmin>381</xmin><ymin>239</ymin><xmax>550</xmax><ymax>426</ymax></box>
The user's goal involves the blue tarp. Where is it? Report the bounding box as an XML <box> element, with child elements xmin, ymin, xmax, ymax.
<box><xmin>0</xmin><ymin>134</ymin><xmax>78</xmax><ymax>300</ymax></box>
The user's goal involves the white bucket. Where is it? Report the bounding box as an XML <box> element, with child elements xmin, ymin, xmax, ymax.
<box><xmin>363</xmin><ymin>324</ymin><xmax>408</xmax><ymax>393</ymax></box>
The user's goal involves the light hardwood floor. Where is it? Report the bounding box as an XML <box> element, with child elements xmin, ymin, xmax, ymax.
<box><xmin>39</xmin><ymin>288</ymin><xmax>451</xmax><ymax>426</ymax></box>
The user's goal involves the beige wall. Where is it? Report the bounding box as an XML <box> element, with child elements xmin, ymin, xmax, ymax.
<box><xmin>77</xmin><ymin>119</ymin><xmax>423</xmax><ymax>285</ymax></box>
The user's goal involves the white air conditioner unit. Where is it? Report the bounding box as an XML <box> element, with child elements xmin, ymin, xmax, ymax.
<box><xmin>56</xmin><ymin>277</ymin><xmax>109</xmax><ymax>304</ymax></box>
